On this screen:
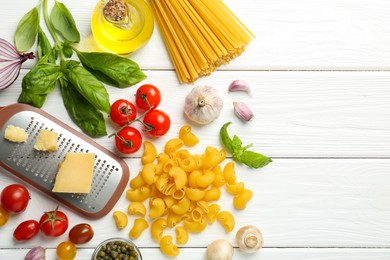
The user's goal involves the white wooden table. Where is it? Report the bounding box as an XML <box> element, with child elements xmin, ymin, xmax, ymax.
<box><xmin>1</xmin><ymin>0</ymin><xmax>390</xmax><ymax>259</ymax></box>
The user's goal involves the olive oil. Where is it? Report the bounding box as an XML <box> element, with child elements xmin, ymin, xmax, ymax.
<box><xmin>91</xmin><ymin>0</ymin><xmax>154</xmax><ymax>55</ymax></box>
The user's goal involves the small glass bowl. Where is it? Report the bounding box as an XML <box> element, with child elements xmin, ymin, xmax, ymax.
<box><xmin>91</xmin><ymin>237</ymin><xmax>142</xmax><ymax>260</ymax></box>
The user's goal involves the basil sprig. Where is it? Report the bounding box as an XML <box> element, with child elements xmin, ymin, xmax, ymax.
<box><xmin>220</xmin><ymin>122</ymin><xmax>272</xmax><ymax>169</ymax></box>
<box><xmin>14</xmin><ymin>0</ymin><xmax>146</xmax><ymax>137</ymax></box>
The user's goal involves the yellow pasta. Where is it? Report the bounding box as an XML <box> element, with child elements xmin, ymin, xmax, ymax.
<box><xmin>233</xmin><ymin>189</ymin><xmax>253</xmax><ymax>210</ymax></box>
<box><xmin>196</xmin><ymin>170</ymin><xmax>216</xmax><ymax>188</ymax></box>
<box><xmin>149</xmin><ymin>197</ymin><xmax>166</xmax><ymax>218</ymax></box>
<box><xmin>217</xmin><ymin>211</ymin><xmax>235</xmax><ymax>232</ymax></box>
<box><xmin>151</xmin><ymin>218</ymin><xmax>168</xmax><ymax>242</ymax></box>
<box><xmin>171</xmin><ymin>196</ymin><xmax>191</xmax><ymax>215</ymax></box>
<box><xmin>129</xmin><ymin>218</ymin><xmax>149</xmax><ymax>239</ymax></box>
<box><xmin>223</xmin><ymin>162</ymin><xmax>236</xmax><ymax>184</ymax></box>
<box><xmin>151</xmin><ymin>0</ymin><xmax>254</xmax><ymax>83</ymax></box>
<box><xmin>175</xmin><ymin>226</ymin><xmax>189</xmax><ymax>245</ymax></box>
<box><xmin>179</xmin><ymin>125</ymin><xmax>199</xmax><ymax>146</ymax></box>
<box><xmin>128</xmin><ymin>202</ymin><xmax>147</xmax><ymax>216</ymax></box>
<box><xmin>113</xmin><ymin>211</ymin><xmax>128</xmax><ymax>229</ymax></box>
<box><xmin>160</xmin><ymin>235</ymin><xmax>180</xmax><ymax>257</ymax></box>
<box><xmin>226</xmin><ymin>181</ymin><xmax>245</xmax><ymax>195</ymax></box>
<box><xmin>129</xmin><ymin>172</ymin><xmax>146</xmax><ymax>189</ymax></box>
<box><xmin>123</xmin><ymin>125</ymin><xmax>256</xmax><ymax>257</ymax></box>
<box><xmin>142</xmin><ymin>141</ymin><xmax>157</xmax><ymax>165</ymax></box>
<box><xmin>185</xmin><ymin>187</ymin><xmax>206</xmax><ymax>201</ymax></box>
<box><xmin>169</xmin><ymin>166</ymin><xmax>187</xmax><ymax>189</ymax></box>
<box><xmin>164</xmin><ymin>138</ymin><xmax>184</xmax><ymax>154</ymax></box>
<box><xmin>184</xmin><ymin>216</ymin><xmax>207</xmax><ymax>233</ymax></box>
<box><xmin>141</xmin><ymin>163</ymin><xmax>158</xmax><ymax>185</ymax></box>
<box><xmin>126</xmin><ymin>186</ymin><xmax>151</xmax><ymax>202</ymax></box>
<box><xmin>206</xmin><ymin>203</ymin><xmax>220</xmax><ymax>223</ymax></box>
<box><xmin>203</xmin><ymin>186</ymin><xmax>221</xmax><ymax>202</ymax></box>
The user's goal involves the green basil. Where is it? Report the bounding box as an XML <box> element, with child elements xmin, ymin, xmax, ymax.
<box><xmin>220</xmin><ymin>122</ymin><xmax>272</xmax><ymax>169</ymax></box>
<box><xmin>75</xmin><ymin>51</ymin><xmax>147</xmax><ymax>87</ymax></box>
<box><xmin>18</xmin><ymin>90</ymin><xmax>47</xmax><ymax>108</ymax></box>
<box><xmin>14</xmin><ymin>7</ymin><xmax>39</xmax><ymax>52</ymax></box>
<box><xmin>50</xmin><ymin>0</ymin><xmax>80</xmax><ymax>43</ymax></box>
<box><xmin>62</xmin><ymin>42</ymin><xmax>73</xmax><ymax>58</ymax></box>
<box><xmin>22</xmin><ymin>62</ymin><xmax>62</xmax><ymax>94</ymax></box>
<box><xmin>60</xmin><ymin>79</ymin><xmax>107</xmax><ymax>137</ymax></box>
<box><xmin>37</xmin><ymin>26</ymin><xmax>56</xmax><ymax>63</ymax></box>
<box><xmin>67</xmin><ymin>66</ymin><xmax>111</xmax><ymax>114</ymax></box>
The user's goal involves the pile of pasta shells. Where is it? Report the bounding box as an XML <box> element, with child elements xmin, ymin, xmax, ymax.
<box><xmin>121</xmin><ymin>125</ymin><xmax>253</xmax><ymax>257</ymax></box>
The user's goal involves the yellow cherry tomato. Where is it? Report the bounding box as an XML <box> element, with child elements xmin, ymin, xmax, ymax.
<box><xmin>0</xmin><ymin>205</ymin><xmax>9</xmax><ymax>227</ymax></box>
<box><xmin>56</xmin><ymin>241</ymin><xmax>77</xmax><ymax>260</ymax></box>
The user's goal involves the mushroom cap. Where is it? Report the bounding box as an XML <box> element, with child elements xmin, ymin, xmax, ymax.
<box><xmin>206</xmin><ymin>239</ymin><xmax>233</xmax><ymax>260</ymax></box>
<box><xmin>235</xmin><ymin>225</ymin><xmax>263</xmax><ymax>253</ymax></box>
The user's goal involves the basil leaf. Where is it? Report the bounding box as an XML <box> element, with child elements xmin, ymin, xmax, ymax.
<box><xmin>22</xmin><ymin>62</ymin><xmax>62</xmax><ymax>94</ymax></box>
<box><xmin>14</xmin><ymin>7</ymin><xmax>39</xmax><ymax>52</ymax></box>
<box><xmin>239</xmin><ymin>150</ymin><xmax>272</xmax><ymax>169</ymax></box>
<box><xmin>50</xmin><ymin>0</ymin><xmax>80</xmax><ymax>43</ymax></box>
<box><xmin>62</xmin><ymin>42</ymin><xmax>73</xmax><ymax>58</ymax></box>
<box><xmin>37</xmin><ymin>27</ymin><xmax>55</xmax><ymax>63</ymax></box>
<box><xmin>75</xmin><ymin>51</ymin><xmax>147</xmax><ymax>87</ymax></box>
<box><xmin>67</xmin><ymin>66</ymin><xmax>111</xmax><ymax>114</ymax></box>
<box><xmin>18</xmin><ymin>90</ymin><xmax>47</xmax><ymax>108</ymax></box>
<box><xmin>231</xmin><ymin>135</ymin><xmax>243</xmax><ymax>151</ymax></box>
<box><xmin>220</xmin><ymin>122</ymin><xmax>234</xmax><ymax>153</ymax></box>
<box><xmin>60</xmin><ymin>79</ymin><xmax>107</xmax><ymax>137</ymax></box>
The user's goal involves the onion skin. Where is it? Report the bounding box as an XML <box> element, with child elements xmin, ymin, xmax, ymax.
<box><xmin>0</xmin><ymin>38</ymin><xmax>35</xmax><ymax>90</ymax></box>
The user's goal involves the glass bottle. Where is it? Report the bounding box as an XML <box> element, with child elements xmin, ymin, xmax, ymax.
<box><xmin>91</xmin><ymin>0</ymin><xmax>154</xmax><ymax>55</ymax></box>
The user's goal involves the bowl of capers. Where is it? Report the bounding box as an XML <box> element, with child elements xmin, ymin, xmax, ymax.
<box><xmin>92</xmin><ymin>237</ymin><xmax>142</xmax><ymax>260</ymax></box>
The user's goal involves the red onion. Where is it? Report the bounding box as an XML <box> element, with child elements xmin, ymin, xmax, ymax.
<box><xmin>0</xmin><ymin>38</ymin><xmax>35</xmax><ymax>90</ymax></box>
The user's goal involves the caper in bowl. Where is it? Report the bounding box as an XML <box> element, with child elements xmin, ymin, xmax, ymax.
<box><xmin>91</xmin><ymin>237</ymin><xmax>142</xmax><ymax>260</ymax></box>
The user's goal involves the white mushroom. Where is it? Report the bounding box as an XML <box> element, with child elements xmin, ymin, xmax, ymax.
<box><xmin>206</xmin><ymin>239</ymin><xmax>234</xmax><ymax>260</ymax></box>
<box><xmin>235</xmin><ymin>225</ymin><xmax>263</xmax><ymax>253</ymax></box>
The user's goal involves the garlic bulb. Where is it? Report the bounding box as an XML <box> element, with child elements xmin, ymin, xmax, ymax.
<box><xmin>183</xmin><ymin>85</ymin><xmax>223</xmax><ymax>125</ymax></box>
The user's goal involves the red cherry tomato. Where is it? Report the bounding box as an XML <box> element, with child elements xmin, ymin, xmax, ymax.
<box><xmin>13</xmin><ymin>220</ymin><xmax>39</xmax><ymax>241</ymax></box>
<box><xmin>0</xmin><ymin>184</ymin><xmax>30</xmax><ymax>214</ymax></box>
<box><xmin>115</xmin><ymin>126</ymin><xmax>142</xmax><ymax>154</ymax></box>
<box><xmin>143</xmin><ymin>109</ymin><xmax>171</xmax><ymax>137</ymax></box>
<box><xmin>39</xmin><ymin>206</ymin><xmax>69</xmax><ymax>237</ymax></box>
<box><xmin>110</xmin><ymin>99</ymin><xmax>137</xmax><ymax>126</ymax></box>
<box><xmin>135</xmin><ymin>84</ymin><xmax>161</xmax><ymax>111</ymax></box>
<box><xmin>68</xmin><ymin>223</ymin><xmax>94</xmax><ymax>244</ymax></box>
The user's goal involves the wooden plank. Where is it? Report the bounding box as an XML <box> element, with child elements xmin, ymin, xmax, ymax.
<box><xmin>1</xmin><ymin>70</ymin><xmax>390</xmax><ymax>157</ymax></box>
<box><xmin>2</xmin><ymin>0</ymin><xmax>390</xmax><ymax>70</ymax></box>
<box><xmin>0</xmin><ymin>248</ymin><xmax>389</xmax><ymax>260</ymax></box>
<box><xmin>1</xmin><ymin>159</ymin><xmax>389</xmax><ymax>248</ymax></box>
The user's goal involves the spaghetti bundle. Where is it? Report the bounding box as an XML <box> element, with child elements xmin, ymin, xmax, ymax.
<box><xmin>151</xmin><ymin>0</ymin><xmax>255</xmax><ymax>83</ymax></box>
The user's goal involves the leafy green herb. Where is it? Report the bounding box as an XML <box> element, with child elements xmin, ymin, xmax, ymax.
<box><xmin>50</xmin><ymin>0</ymin><xmax>80</xmax><ymax>43</ymax></box>
<box><xmin>13</xmin><ymin>0</ymin><xmax>146</xmax><ymax>137</ymax></box>
<box><xmin>75</xmin><ymin>50</ymin><xmax>147</xmax><ymax>88</ymax></box>
<box><xmin>14</xmin><ymin>7</ymin><xmax>39</xmax><ymax>52</ymax></box>
<box><xmin>60</xmin><ymin>78</ymin><xmax>107</xmax><ymax>137</ymax></box>
<box><xmin>66</xmin><ymin>66</ymin><xmax>111</xmax><ymax>114</ymax></box>
<box><xmin>220</xmin><ymin>122</ymin><xmax>272</xmax><ymax>169</ymax></box>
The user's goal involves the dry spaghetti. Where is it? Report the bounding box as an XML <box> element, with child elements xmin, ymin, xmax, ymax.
<box><xmin>151</xmin><ymin>0</ymin><xmax>255</xmax><ymax>83</ymax></box>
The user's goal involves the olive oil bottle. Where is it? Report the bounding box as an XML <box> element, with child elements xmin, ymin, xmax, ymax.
<box><xmin>91</xmin><ymin>0</ymin><xmax>154</xmax><ymax>55</ymax></box>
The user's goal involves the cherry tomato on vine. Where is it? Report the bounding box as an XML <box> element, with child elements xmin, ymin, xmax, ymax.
<box><xmin>143</xmin><ymin>109</ymin><xmax>171</xmax><ymax>137</ymax></box>
<box><xmin>135</xmin><ymin>84</ymin><xmax>161</xmax><ymax>111</ymax></box>
<box><xmin>39</xmin><ymin>206</ymin><xmax>69</xmax><ymax>237</ymax></box>
<box><xmin>0</xmin><ymin>205</ymin><xmax>9</xmax><ymax>226</ymax></box>
<box><xmin>13</xmin><ymin>220</ymin><xmax>39</xmax><ymax>241</ymax></box>
<box><xmin>1</xmin><ymin>184</ymin><xmax>30</xmax><ymax>214</ymax></box>
<box><xmin>115</xmin><ymin>126</ymin><xmax>142</xmax><ymax>154</ymax></box>
<box><xmin>68</xmin><ymin>223</ymin><xmax>94</xmax><ymax>244</ymax></box>
<box><xmin>110</xmin><ymin>99</ymin><xmax>137</xmax><ymax>126</ymax></box>
<box><xmin>56</xmin><ymin>241</ymin><xmax>77</xmax><ymax>260</ymax></box>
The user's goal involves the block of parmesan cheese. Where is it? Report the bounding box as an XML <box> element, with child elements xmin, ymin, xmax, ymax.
<box><xmin>52</xmin><ymin>153</ymin><xmax>95</xmax><ymax>193</ymax></box>
<box><xmin>4</xmin><ymin>125</ymin><xmax>29</xmax><ymax>143</ymax></box>
<box><xmin>34</xmin><ymin>129</ymin><xmax>58</xmax><ymax>152</ymax></box>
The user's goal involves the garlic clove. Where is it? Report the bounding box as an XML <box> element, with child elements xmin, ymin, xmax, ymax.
<box><xmin>228</xmin><ymin>80</ymin><xmax>251</xmax><ymax>95</ymax></box>
<box><xmin>25</xmin><ymin>246</ymin><xmax>46</xmax><ymax>260</ymax></box>
<box><xmin>233</xmin><ymin>102</ymin><xmax>254</xmax><ymax>122</ymax></box>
